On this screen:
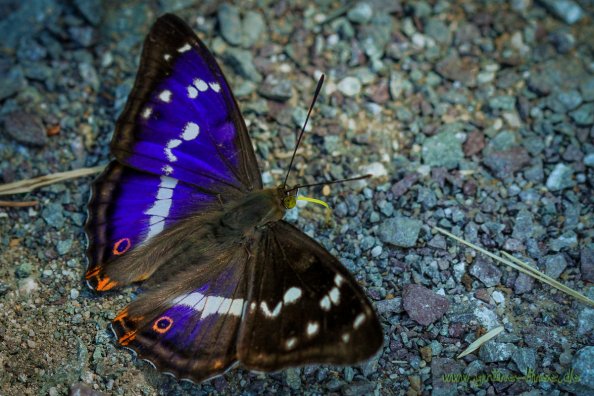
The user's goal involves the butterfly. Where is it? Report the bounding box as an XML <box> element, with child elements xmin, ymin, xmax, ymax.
<box><xmin>84</xmin><ymin>13</ymin><xmax>382</xmax><ymax>383</ymax></box>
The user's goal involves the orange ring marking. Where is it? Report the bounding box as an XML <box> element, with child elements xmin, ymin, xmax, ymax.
<box><xmin>113</xmin><ymin>237</ymin><xmax>132</xmax><ymax>255</ymax></box>
<box><xmin>152</xmin><ymin>316</ymin><xmax>173</xmax><ymax>334</ymax></box>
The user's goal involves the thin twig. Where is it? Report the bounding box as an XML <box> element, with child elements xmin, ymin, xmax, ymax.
<box><xmin>457</xmin><ymin>326</ymin><xmax>504</xmax><ymax>359</ymax></box>
<box><xmin>0</xmin><ymin>200</ymin><xmax>38</xmax><ymax>207</ymax></box>
<box><xmin>0</xmin><ymin>166</ymin><xmax>104</xmax><ymax>196</ymax></box>
<box><xmin>434</xmin><ymin>226</ymin><xmax>594</xmax><ymax>308</ymax></box>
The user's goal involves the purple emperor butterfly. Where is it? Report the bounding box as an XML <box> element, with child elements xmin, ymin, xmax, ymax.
<box><xmin>85</xmin><ymin>13</ymin><xmax>382</xmax><ymax>383</ymax></box>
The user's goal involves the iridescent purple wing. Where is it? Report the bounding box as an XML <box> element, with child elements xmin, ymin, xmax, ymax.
<box><xmin>111</xmin><ymin>13</ymin><xmax>261</xmax><ymax>192</ymax></box>
<box><xmin>85</xmin><ymin>162</ymin><xmax>220</xmax><ymax>290</ymax></box>
<box><xmin>111</xmin><ymin>248</ymin><xmax>249</xmax><ymax>382</ymax></box>
<box><xmin>86</xmin><ymin>14</ymin><xmax>260</xmax><ymax>290</ymax></box>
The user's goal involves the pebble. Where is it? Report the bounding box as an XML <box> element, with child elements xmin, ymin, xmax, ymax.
<box><xmin>18</xmin><ymin>278</ymin><xmax>38</xmax><ymax>295</ymax></box>
<box><xmin>511</xmin><ymin>347</ymin><xmax>536</xmax><ymax>375</ymax></box>
<box><xmin>550</xmin><ymin>231</ymin><xmax>578</xmax><ymax>251</ymax></box>
<box><xmin>42</xmin><ymin>203</ymin><xmax>66</xmax><ymax>229</ymax></box>
<box><xmin>512</xmin><ymin>209</ymin><xmax>534</xmax><ymax>241</ymax></box>
<box><xmin>435</xmin><ymin>53</ymin><xmax>478</xmax><ymax>86</ymax></box>
<box><xmin>337</xmin><ymin>76</ymin><xmax>362</xmax><ymax>97</ymax></box>
<box><xmin>241</xmin><ymin>11</ymin><xmax>265</xmax><ymax>48</ymax></box>
<box><xmin>70</xmin><ymin>289</ymin><xmax>79</xmax><ymax>300</ymax></box>
<box><xmin>222</xmin><ymin>47</ymin><xmax>262</xmax><ymax>82</ymax></box>
<box><xmin>73</xmin><ymin>0</ymin><xmax>103</xmax><ymax>26</ymax></box>
<box><xmin>431</xmin><ymin>358</ymin><xmax>464</xmax><ymax>396</ymax></box>
<box><xmin>469</xmin><ymin>257</ymin><xmax>502</xmax><ymax>287</ymax></box>
<box><xmin>347</xmin><ymin>2</ymin><xmax>373</xmax><ymax>24</ymax></box>
<box><xmin>514</xmin><ymin>272</ymin><xmax>534</xmax><ymax>294</ymax></box>
<box><xmin>359</xmin><ymin>162</ymin><xmax>387</xmax><ymax>178</ymax></box>
<box><xmin>258</xmin><ymin>75</ymin><xmax>292</xmax><ymax>101</ymax></box>
<box><xmin>15</xmin><ymin>262</ymin><xmax>33</xmax><ymax>279</ymax></box>
<box><xmin>402</xmin><ymin>284</ymin><xmax>449</xmax><ymax>325</ymax></box>
<box><xmin>374</xmin><ymin>297</ymin><xmax>403</xmax><ymax>315</ymax></box>
<box><xmin>581</xmin><ymin>247</ymin><xmax>594</xmax><ymax>283</ymax></box>
<box><xmin>483</xmin><ymin>147</ymin><xmax>531</xmax><ymax>179</ymax></box>
<box><xmin>479</xmin><ymin>342</ymin><xmax>515</xmax><ymax>362</ymax></box>
<box><xmin>422</xmin><ymin>129</ymin><xmax>464</xmax><ymax>169</ymax></box>
<box><xmin>580</xmin><ymin>77</ymin><xmax>594</xmax><ymax>102</ymax></box>
<box><xmin>546</xmin><ymin>163</ymin><xmax>575</xmax><ymax>191</ymax></box>
<box><xmin>572</xmin><ymin>346</ymin><xmax>594</xmax><ymax>391</ymax></box>
<box><xmin>378</xmin><ymin>216</ymin><xmax>422</xmax><ymax>248</ymax></box>
<box><xmin>542</xmin><ymin>254</ymin><xmax>567</xmax><ymax>279</ymax></box>
<box><xmin>2</xmin><ymin>111</ymin><xmax>48</xmax><ymax>146</ymax></box>
<box><xmin>56</xmin><ymin>239</ymin><xmax>73</xmax><ymax>256</ymax></box>
<box><xmin>569</xmin><ymin>103</ymin><xmax>594</xmax><ymax>126</ymax></box>
<box><xmin>541</xmin><ymin>0</ymin><xmax>584</xmax><ymax>25</ymax></box>
<box><xmin>218</xmin><ymin>3</ymin><xmax>242</xmax><ymax>46</ymax></box>
<box><xmin>577</xmin><ymin>306</ymin><xmax>594</xmax><ymax>336</ymax></box>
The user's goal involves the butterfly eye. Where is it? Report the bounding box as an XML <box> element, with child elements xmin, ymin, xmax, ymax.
<box><xmin>282</xmin><ymin>196</ymin><xmax>296</xmax><ymax>209</ymax></box>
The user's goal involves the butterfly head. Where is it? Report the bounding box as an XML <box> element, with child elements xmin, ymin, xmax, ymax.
<box><xmin>280</xmin><ymin>186</ymin><xmax>299</xmax><ymax>209</ymax></box>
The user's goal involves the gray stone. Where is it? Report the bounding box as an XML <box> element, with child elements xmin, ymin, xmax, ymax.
<box><xmin>483</xmin><ymin>147</ymin><xmax>531</xmax><ymax>179</ymax></box>
<box><xmin>489</xmin><ymin>95</ymin><xmax>516</xmax><ymax>111</ymax></box>
<box><xmin>242</xmin><ymin>11</ymin><xmax>265</xmax><ymax>48</ymax></box>
<box><xmin>546</xmin><ymin>163</ymin><xmax>575</xmax><ymax>191</ymax></box>
<box><xmin>577</xmin><ymin>307</ymin><xmax>594</xmax><ymax>336</ymax></box>
<box><xmin>541</xmin><ymin>0</ymin><xmax>584</xmax><ymax>25</ymax></box>
<box><xmin>258</xmin><ymin>75</ymin><xmax>292</xmax><ymax>101</ymax></box>
<box><xmin>512</xmin><ymin>347</ymin><xmax>536</xmax><ymax>375</ymax></box>
<box><xmin>285</xmin><ymin>367</ymin><xmax>301</xmax><ymax>390</ymax></box>
<box><xmin>512</xmin><ymin>209</ymin><xmax>534</xmax><ymax>241</ymax></box>
<box><xmin>42</xmin><ymin>203</ymin><xmax>65</xmax><ymax>228</ymax></box>
<box><xmin>584</xmin><ymin>153</ymin><xmax>594</xmax><ymax>167</ymax></box>
<box><xmin>514</xmin><ymin>272</ymin><xmax>534</xmax><ymax>294</ymax></box>
<box><xmin>222</xmin><ymin>47</ymin><xmax>262</xmax><ymax>82</ymax></box>
<box><xmin>347</xmin><ymin>2</ymin><xmax>373</xmax><ymax>24</ymax></box>
<box><xmin>15</xmin><ymin>262</ymin><xmax>33</xmax><ymax>279</ymax></box>
<box><xmin>425</xmin><ymin>18</ymin><xmax>451</xmax><ymax>45</ymax></box>
<box><xmin>378</xmin><ymin>216</ymin><xmax>422</xmax><ymax>247</ymax></box>
<box><xmin>542</xmin><ymin>254</ymin><xmax>567</xmax><ymax>279</ymax></box>
<box><xmin>556</xmin><ymin>90</ymin><xmax>583</xmax><ymax>112</ymax></box>
<box><xmin>0</xmin><ymin>0</ymin><xmax>60</xmax><ymax>50</ymax></box>
<box><xmin>431</xmin><ymin>358</ymin><xmax>465</xmax><ymax>396</ymax></box>
<box><xmin>74</xmin><ymin>0</ymin><xmax>103</xmax><ymax>26</ymax></box>
<box><xmin>337</xmin><ymin>76</ymin><xmax>362</xmax><ymax>97</ymax></box>
<box><xmin>218</xmin><ymin>3</ymin><xmax>242</xmax><ymax>46</ymax></box>
<box><xmin>581</xmin><ymin>247</ymin><xmax>594</xmax><ymax>283</ymax></box>
<box><xmin>550</xmin><ymin>231</ymin><xmax>578</xmax><ymax>251</ymax></box>
<box><xmin>375</xmin><ymin>298</ymin><xmax>403</xmax><ymax>315</ymax></box>
<box><xmin>422</xmin><ymin>129</ymin><xmax>464</xmax><ymax>169</ymax></box>
<box><xmin>569</xmin><ymin>103</ymin><xmax>594</xmax><ymax>126</ymax></box>
<box><xmin>2</xmin><ymin>111</ymin><xmax>48</xmax><ymax>147</ymax></box>
<box><xmin>56</xmin><ymin>239</ymin><xmax>72</xmax><ymax>256</ymax></box>
<box><xmin>572</xmin><ymin>346</ymin><xmax>594</xmax><ymax>390</ymax></box>
<box><xmin>479</xmin><ymin>342</ymin><xmax>515</xmax><ymax>363</ymax></box>
<box><xmin>0</xmin><ymin>66</ymin><xmax>26</xmax><ymax>101</ymax></box>
<box><xmin>469</xmin><ymin>257</ymin><xmax>502</xmax><ymax>287</ymax></box>
<box><xmin>580</xmin><ymin>77</ymin><xmax>594</xmax><ymax>102</ymax></box>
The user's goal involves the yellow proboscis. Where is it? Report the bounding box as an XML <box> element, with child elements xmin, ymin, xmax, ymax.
<box><xmin>297</xmin><ymin>196</ymin><xmax>332</xmax><ymax>223</ymax></box>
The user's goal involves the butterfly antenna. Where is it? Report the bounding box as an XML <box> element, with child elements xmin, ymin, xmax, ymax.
<box><xmin>282</xmin><ymin>74</ymin><xmax>325</xmax><ymax>190</ymax></box>
<box><xmin>286</xmin><ymin>174</ymin><xmax>372</xmax><ymax>194</ymax></box>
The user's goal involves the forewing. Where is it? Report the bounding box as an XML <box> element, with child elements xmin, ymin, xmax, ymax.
<box><xmin>238</xmin><ymin>221</ymin><xmax>383</xmax><ymax>371</ymax></box>
<box><xmin>111</xmin><ymin>248</ymin><xmax>249</xmax><ymax>383</ymax></box>
<box><xmin>112</xmin><ymin>13</ymin><xmax>261</xmax><ymax>192</ymax></box>
<box><xmin>84</xmin><ymin>162</ymin><xmax>226</xmax><ymax>291</ymax></box>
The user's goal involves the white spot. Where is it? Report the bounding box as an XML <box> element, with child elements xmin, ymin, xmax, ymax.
<box><xmin>141</xmin><ymin>106</ymin><xmax>152</xmax><ymax>119</ymax></box>
<box><xmin>162</xmin><ymin>165</ymin><xmax>173</xmax><ymax>175</ymax></box>
<box><xmin>342</xmin><ymin>333</ymin><xmax>350</xmax><ymax>343</ymax></box>
<box><xmin>320</xmin><ymin>296</ymin><xmax>331</xmax><ymax>311</ymax></box>
<box><xmin>283</xmin><ymin>287</ymin><xmax>302</xmax><ymax>304</ymax></box>
<box><xmin>144</xmin><ymin>176</ymin><xmax>177</xmax><ymax>240</ymax></box>
<box><xmin>306</xmin><ymin>322</ymin><xmax>319</xmax><ymax>336</ymax></box>
<box><xmin>181</xmin><ymin>122</ymin><xmax>200</xmax><ymax>140</ymax></box>
<box><xmin>250</xmin><ymin>302</ymin><xmax>256</xmax><ymax>312</ymax></box>
<box><xmin>193</xmin><ymin>78</ymin><xmax>208</xmax><ymax>91</ymax></box>
<box><xmin>156</xmin><ymin>188</ymin><xmax>173</xmax><ymax>199</ymax></box>
<box><xmin>145</xmin><ymin>199</ymin><xmax>172</xmax><ymax>217</ymax></box>
<box><xmin>209</xmin><ymin>82</ymin><xmax>221</xmax><ymax>92</ymax></box>
<box><xmin>285</xmin><ymin>337</ymin><xmax>297</xmax><ymax>350</ymax></box>
<box><xmin>164</xmin><ymin>54</ymin><xmax>171</xmax><ymax>61</ymax></box>
<box><xmin>329</xmin><ymin>287</ymin><xmax>340</xmax><ymax>305</ymax></box>
<box><xmin>353</xmin><ymin>313</ymin><xmax>366</xmax><ymax>329</ymax></box>
<box><xmin>260</xmin><ymin>301</ymin><xmax>282</xmax><ymax>318</ymax></box>
<box><xmin>334</xmin><ymin>274</ymin><xmax>344</xmax><ymax>287</ymax></box>
<box><xmin>178</xmin><ymin>43</ymin><xmax>191</xmax><ymax>53</ymax></box>
<box><xmin>158</xmin><ymin>89</ymin><xmax>172</xmax><ymax>103</ymax></box>
<box><xmin>164</xmin><ymin>139</ymin><xmax>182</xmax><ymax>162</ymax></box>
<box><xmin>172</xmin><ymin>291</ymin><xmax>243</xmax><ymax>317</ymax></box>
<box><xmin>187</xmin><ymin>85</ymin><xmax>198</xmax><ymax>99</ymax></box>
<box><xmin>145</xmin><ymin>221</ymin><xmax>164</xmax><ymax>239</ymax></box>
<box><xmin>159</xmin><ymin>176</ymin><xmax>178</xmax><ymax>189</ymax></box>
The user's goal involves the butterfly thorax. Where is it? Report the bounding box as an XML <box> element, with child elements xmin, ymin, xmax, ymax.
<box><xmin>218</xmin><ymin>188</ymin><xmax>286</xmax><ymax>237</ymax></box>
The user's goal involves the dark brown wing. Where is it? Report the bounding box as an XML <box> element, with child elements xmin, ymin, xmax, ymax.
<box><xmin>237</xmin><ymin>221</ymin><xmax>383</xmax><ymax>371</ymax></box>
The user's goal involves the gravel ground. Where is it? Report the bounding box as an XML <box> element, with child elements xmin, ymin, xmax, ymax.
<box><xmin>1</xmin><ymin>0</ymin><xmax>593</xmax><ymax>395</ymax></box>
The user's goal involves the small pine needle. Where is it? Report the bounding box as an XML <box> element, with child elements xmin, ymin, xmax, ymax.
<box><xmin>0</xmin><ymin>166</ymin><xmax>104</xmax><ymax>196</ymax></box>
<box><xmin>433</xmin><ymin>226</ymin><xmax>594</xmax><ymax>308</ymax></box>
<box><xmin>457</xmin><ymin>326</ymin><xmax>504</xmax><ymax>359</ymax></box>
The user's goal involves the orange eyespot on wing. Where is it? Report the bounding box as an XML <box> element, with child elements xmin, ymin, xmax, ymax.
<box><xmin>113</xmin><ymin>237</ymin><xmax>132</xmax><ymax>255</ymax></box>
<box><xmin>113</xmin><ymin>308</ymin><xmax>144</xmax><ymax>346</ymax></box>
<box><xmin>85</xmin><ymin>267</ymin><xmax>119</xmax><ymax>291</ymax></box>
<box><xmin>152</xmin><ymin>316</ymin><xmax>173</xmax><ymax>334</ymax></box>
